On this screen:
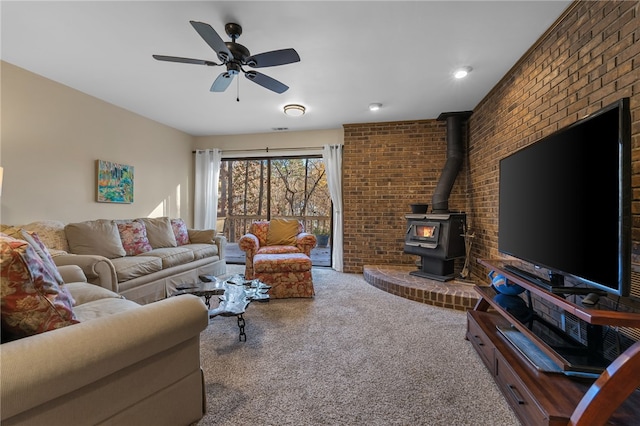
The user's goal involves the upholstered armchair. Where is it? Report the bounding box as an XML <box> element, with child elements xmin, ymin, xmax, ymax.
<box><xmin>238</xmin><ymin>219</ymin><xmax>316</xmax><ymax>279</ymax></box>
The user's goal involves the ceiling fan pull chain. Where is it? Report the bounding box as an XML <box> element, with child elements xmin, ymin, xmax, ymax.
<box><xmin>237</xmin><ymin>75</ymin><xmax>240</xmax><ymax>102</ymax></box>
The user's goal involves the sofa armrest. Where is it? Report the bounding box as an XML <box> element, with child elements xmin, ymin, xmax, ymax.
<box><xmin>296</xmin><ymin>232</ymin><xmax>317</xmax><ymax>256</ymax></box>
<box><xmin>53</xmin><ymin>254</ymin><xmax>118</xmax><ymax>293</ymax></box>
<box><xmin>238</xmin><ymin>233</ymin><xmax>259</xmax><ymax>253</ymax></box>
<box><xmin>57</xmin><ymin>264</ymin><xmax>87</xmax><ymax>284</ymax></box>
<box><xmin>238</xmin><ymin>233</ymin><xmax>259</xmax><ymax>279</ymax></box>
<box><xmin>0</xmin><ymin>295</ymin><xmax>208</xmax><ymax>421</ymax></box>
<box><xmin>214</xmin><ymin>234</ymin><xmax>227</xmax><ymax>260</ymax></box>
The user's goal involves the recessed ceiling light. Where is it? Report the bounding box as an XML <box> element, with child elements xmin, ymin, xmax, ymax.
<box><xmin>283</xmin><ymin>104</ymin><xmax>306</xmax><ymax>117</ymax></box>
<box><xmin>369</xmin><ymin>103</ymin><xmax>382</xmax><ymax>111</ymax></box>
<box><xmin>454</xmin><ymin>66</ymin><xmax>473</xmax><ymax>79</ymax></box>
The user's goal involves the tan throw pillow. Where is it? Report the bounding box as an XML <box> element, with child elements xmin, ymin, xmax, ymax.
<box><xmin>22</xmin><ymin>220</ymin><xmax>70</xmax><ymax>252</ymax></box>
<box><xmin>266</xmin><ymin>219</ymin><xmax>299</xmax><ymax>246</ymax></box>
<box><xmin>187</xmin><ymin>229</ymin><xmax>215</xmax><ymax>244</ymax></box>
<box><xmin>65</xmin><ymin>220</ymin><xmax>126</xmax><ymax>259</ymax></box>
<box><xmin>139</xmin><ymin>217</ymin><xmax>177</xmax><ymax>248</ymax></box>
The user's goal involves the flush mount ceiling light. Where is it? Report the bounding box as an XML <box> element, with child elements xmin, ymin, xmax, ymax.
<box><xmin>369</xmin><ymin>103</ymin><xmax>382</xmax><ymax>111</ymax></box>
<box><xmin>283</xmin><ymin>104</ymin><xmax>306</xmax><ymax>117</ymax></box>
<box><xmin>454</xmin><ymin>66</ymin><xmax>473</xmax><ymax>79</ymax></box>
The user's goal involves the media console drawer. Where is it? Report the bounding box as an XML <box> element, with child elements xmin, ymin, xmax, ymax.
<box><xmin>466</xmin><ymin>311</ymin><xmax>495</xmax><ymax>373</ymax></box>
<box><xmin>466</xmin><ymin>309</ymin><xmax>583</xmax><ymax>425</ymax></box>
<box><xmin>495</xmin><ymin>350</ymin><xmax>547</xmax><ymax>426</ymax></box>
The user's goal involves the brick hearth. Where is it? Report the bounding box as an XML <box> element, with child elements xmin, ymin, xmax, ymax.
<box><xmin>363</xmin><ymin>265</ymin><xmax>481</xmax><ymax>311</ymax></box>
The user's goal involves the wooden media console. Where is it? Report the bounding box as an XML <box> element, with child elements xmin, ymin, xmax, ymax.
<box><xmin>467</xmin><ymin>259</ymin><xmax>640</xmax><ymax>426</ymax></box>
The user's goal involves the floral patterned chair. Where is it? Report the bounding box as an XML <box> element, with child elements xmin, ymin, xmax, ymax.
<box><xmin>238</xmin><ymin>219</ymin><xmax>316</xmax><ymax>298</ymax></box>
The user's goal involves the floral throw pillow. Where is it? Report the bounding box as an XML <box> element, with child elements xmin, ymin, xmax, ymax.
<box><xmin>171</xmin><ymin>218</ymin><xmax>190</xmax><ymax>246</ymax></box>
<box><xmin>0</xmin><ymin>234</ymin><xmax>79</xmax><ymax>339</ymax></box>
<box><xmin>117</xmin><ymin>221</ymin><xmax>152</xmax><ymax>256</ymax></box>
<box><xmin>19</xmin><ymin>230</ymin><xmax>77</xmax><ymax>307</ymax></box>
<box><xmin>19</xmin><ymin>230</ymin><xmax>65</xmax><ymax>285</ymax></box>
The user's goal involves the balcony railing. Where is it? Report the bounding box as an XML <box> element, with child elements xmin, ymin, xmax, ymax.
<box><xmin>219</xmin><ymin>215</ymin><xmax>331</xmax><ymax>243</ymax></box>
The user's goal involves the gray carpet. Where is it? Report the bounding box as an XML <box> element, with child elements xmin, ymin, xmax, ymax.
<box><xmin>197</xmin><ymin>265</ymin><xmax>519</xmax><ymax>425</ymax></box>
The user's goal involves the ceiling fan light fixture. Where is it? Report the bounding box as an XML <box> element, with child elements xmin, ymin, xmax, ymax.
<box><xmin>454</xmin><ymin>66</ymin><xmax>473</xmax><ymax>79</ymax></box>
<box><xmin>369</xmin><ymin>103</ymin><xmax>382</xmax><ymax>111</ymax></box>
<box><xmin>284</xmin><ymin>104</ymin><xmax>306</xmax><ymax>117</ymax></box>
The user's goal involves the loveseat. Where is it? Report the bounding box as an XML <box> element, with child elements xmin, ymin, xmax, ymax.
<box><xmin>0</xmin><ymin>233</ymin><xmax>209</xmax><ymax>425</ymax></box>
<box><xmin>1</xmin><ymin>217</ymin><xmax>226</xmax><ymax>304</ymax></box>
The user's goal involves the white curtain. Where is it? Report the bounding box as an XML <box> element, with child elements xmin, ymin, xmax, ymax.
<box><xmin>194</xmin><ymin>149</ymin><xmax>222</xmax><ymax>229</ymax></box>
<box><xmin>322</xmin><ymin>144</ymin><xmax>344</xmax><ymax>272</ymax></box>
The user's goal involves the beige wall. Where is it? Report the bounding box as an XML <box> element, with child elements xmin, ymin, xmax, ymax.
<box><xmin>0</xmin><ymin>61</ymin><xmax>195</xmax><ymax>226</ymax></box>
<box><xmin>1</xmin><ymin>61</ymin><xmax>343</xmax><ymax>228</ymax></box>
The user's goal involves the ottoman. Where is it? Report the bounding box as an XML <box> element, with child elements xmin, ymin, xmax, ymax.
<box><xmin>253</xmin><ymin>253</ymin><xmax>314</xmax><ymax>298</ymax></box>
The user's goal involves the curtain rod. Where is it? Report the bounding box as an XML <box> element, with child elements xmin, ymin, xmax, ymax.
<box><xmin>192</xmin><ymin>146</ymin><xmax>322</xmax><ymax>154</ymax></box>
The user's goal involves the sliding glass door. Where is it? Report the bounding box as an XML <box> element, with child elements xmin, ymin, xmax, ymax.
<box><xmin>219</xmin><ymin>155</ymin><xmax>331</xmax><ymax>266</ymax></box>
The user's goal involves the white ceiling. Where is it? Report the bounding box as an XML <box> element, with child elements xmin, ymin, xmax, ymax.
<box><xmin>1</xmin><ymin>1</ymin><xmax>571</xmax><ymax>137</ymax></box>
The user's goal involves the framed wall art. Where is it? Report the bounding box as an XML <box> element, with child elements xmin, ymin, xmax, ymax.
<box><xmin>96</xmin><ymin>159</ymin><xmax>134</xmax><ymax>203</ymax></box>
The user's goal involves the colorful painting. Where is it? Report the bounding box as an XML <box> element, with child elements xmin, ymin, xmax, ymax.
<box><xmin>96</xmin><ymin>160</ymin><xmax>134</xmax><ymax>203</ymax></box>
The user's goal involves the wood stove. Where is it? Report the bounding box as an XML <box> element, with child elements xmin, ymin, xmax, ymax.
<box><xmin>403</xmin><ymin>110</ymin><xmax>472</xmax><ymax>281</ymax></box>
<box><xmin>404</xmin><ymin>213</ymin><xmax>466</xmax><ymax>281</ymax></box>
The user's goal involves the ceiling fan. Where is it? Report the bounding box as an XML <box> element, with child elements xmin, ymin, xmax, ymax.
<box><xmin>153</xmin><ymin>21</ymin><xmax>300</xmax><ymax>94</ymax></box>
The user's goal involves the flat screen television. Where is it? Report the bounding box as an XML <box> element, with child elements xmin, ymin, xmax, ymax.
<box><xmin>498</xmin><ymin>98</ymin><xmax>631</xmax><ymax>297</ymax></box>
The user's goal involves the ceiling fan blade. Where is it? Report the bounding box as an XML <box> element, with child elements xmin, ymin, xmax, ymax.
<box><xmin>246</xmin><ymin>48</ymin><xmax>300</xmax><ymax>68</ymax></box>
<box><xmin>190</xmin><ymin>21</ymin><xmax>233</xmax><ymax>62</ymax></box>
<box><xmin>210</xmin><ymin>72</ymin><xmax>235</xmax><ymax>92</ymax></box>
<box><xmin>152</xmin><ymin>55</ymin><xmax>219</xmax><ymax>66</ymax></box>
<box><xmin>245</xmin><ymin>71</ymin><xmax>289</xmax><ymax>94</ymax></box>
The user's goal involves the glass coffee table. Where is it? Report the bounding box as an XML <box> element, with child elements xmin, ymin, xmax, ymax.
<box><xmin>173</xmin><ymin>275</ymin><xmax>270</xmax><ymax>341</ymax></box>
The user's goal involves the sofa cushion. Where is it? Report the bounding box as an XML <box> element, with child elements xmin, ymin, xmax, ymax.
<box><xmin>21</xmin><ymin>220</ymin><xmax>70</xmax><ymax>252</ymax></box>
<box><xmin>110</xmin><ymin>256</ymin><xmax>163</xmax><ymax>283</ymax></box>
<box><xmin>66</xmin><ymin>282</ymin><xmax>124</xmax><ymax>306</ymax></box>
<box><xmin>257</xmin><ymin>245</ymin><xmax>301</xmax><ymax>255</ymax></box>
<box><xmin>72</xmin><ymin>297</ymin><xmax>140</xmax><ymax>322</ymax></box>
<box><xmin>139</xmin><ymin>217</ymin><xmax>177</xmax><ymax>248</ymax></box>
<box><xmin>187</xmin><ymin>229</ymin><xmax>215</xmax><ymax>244</ymax></box>
<box><xmin>183</xmin><ymin>243</ymin><xmax>218</xmax><ymax>260</ymax></box>
<box><xmin>65</xmin><ymin>219</ymin><xmax>126</xmax><ymax>259</ymax></box>
<box><xmin>144</xmin><ymin>247</ymin><xmax>195</xmax><ymax>269</ymax></box>
<box><xmin>266</xmin><ymin>218</ymin><xmax>299</xmax><ymax>246</ymax></box>
<box><xmin>0</xmin><ymin>235</ymin><xmax>78</xmax><ymax>340</ymax></box>
<box><xmin>171</xmin><ymin>218</ymin><xmax>190</xmax><ymax>246</ymax></box>
<box><xmin>117</xmin><ymin>221</ymin><xmax>152</xmax><ymax>256</ymax></box>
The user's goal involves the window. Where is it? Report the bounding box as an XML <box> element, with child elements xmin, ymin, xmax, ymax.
<box><xmin>219</xmin><ymin>155</ymin><xmax>331</xmax><ymax>266</ymax></box>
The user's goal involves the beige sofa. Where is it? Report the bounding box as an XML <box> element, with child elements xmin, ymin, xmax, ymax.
<box><xmin>0</xmin><ymin>262</ymin><xmax>209</xmax><ymax>426</ymax></box>
<box><xmin>3</xmin><ymin>218</ymin><xmax>226</xmax><ymax>304</ymax></box>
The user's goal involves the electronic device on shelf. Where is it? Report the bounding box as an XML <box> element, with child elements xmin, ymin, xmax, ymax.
<box><xmin>498</xmin><ymin>97</ymin><xmax>631</xmax><ymax>297</ymax></box>
<box><xmin>502</xmin><ymin>264</ymin><xmax>608</xmax><ymax>296</ymax></box>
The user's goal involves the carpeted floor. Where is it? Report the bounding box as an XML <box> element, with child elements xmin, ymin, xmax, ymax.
<box><xmin>196</xmin><ymin>265</ymin><xmax>519</xmax><ymax>425</ymax></box>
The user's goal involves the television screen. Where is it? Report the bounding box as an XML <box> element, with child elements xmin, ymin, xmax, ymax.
<box><xmin>498</xmin><ymin>98</ymin><xmax>631</xmax><ymax>296</ymax></box>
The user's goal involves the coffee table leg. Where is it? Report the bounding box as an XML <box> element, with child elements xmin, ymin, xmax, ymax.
<box><xmin>203</xmin><ymin>295</ymin><xmax>212</xmax><ymax>309</ymax></box>
<box><xmin>237</xmin><ymin>314</ymin><xmax>246</xmax><ymax>342</ymax></box>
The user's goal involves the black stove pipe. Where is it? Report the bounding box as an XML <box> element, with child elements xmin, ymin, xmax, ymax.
<box><xmin>431</xmin><ymin>111</ymin><xmax>473</xmax><ymax>213</ymax></box>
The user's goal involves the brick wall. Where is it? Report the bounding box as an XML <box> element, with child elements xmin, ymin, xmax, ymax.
<box><xmin>342</xmin><ymin>120</ymin><xmax>468</xmax><ymax>273</ymax></box>
<box><xmin>468</xmin><ymin>0</ymin><xmax>639</xmax><ymax>284</ymax></box>
<box><xmin>340</xmin><ymin>0</ymin><xmax>640</xmax><ymax>306</ymax></box>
